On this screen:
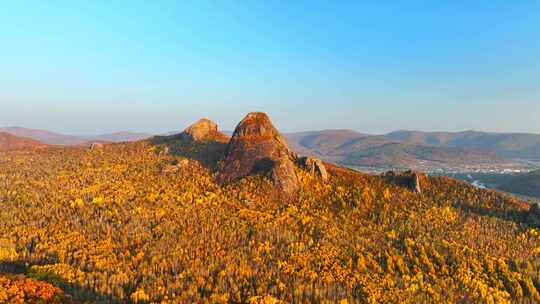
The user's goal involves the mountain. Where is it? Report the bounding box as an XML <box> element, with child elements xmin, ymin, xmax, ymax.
<box><xmin>498</xmin><ymin>169</ymin><xmax>540</xmax><ymax>198</ymax></box>
<box><xmin>285</xmin><ymin>129</ymin><xmax>366</xmax><ymax>156</ymax></box>
<box><xmin>217</xmin><ymin>112</ymin><xmax>300</xmax><ymax>196</ymax></box>
<box><xmin>0</xmin><ymin>127</ymin><xmax>151</xmax><ymax>145</ymax></box>
<box><xmin>0</xmin><ymin>127</ymin><xmax>84</xmax><ymax>145</ymax></box>
<box><xmin>150</xmin><ymin>118</ymin><xmax>229</xmax><ymax>170</ymax></box>
<box><xmin>336</xmin><ymin>142</ymin><xmax>510</xmax><ymax>170</ymax></box>
<box><xmin>0</xmin><ymin>132</ymin><xmax>46</xmax><ymax>151</ymax></box>
<box><xmin>286</xmin><ymin>130</ymin><xmax>522</xmax><ymax>171</ymax></box>
<box><xmin>91</xmin><ymin>131</ymin><xmax>152</xmax><ymax>143</ymax></box>
<box><xmin>2</xmin><ymin>112</ymin><xmax>539</xmax><ymax>303</ymax></box>
<box><xmin>386</xmin><ymin>130</ymin><xmax>540</xmax><ymax>160</ymax></box>
<box><xmin>4</xmin><ymin>126</ymin><xmax>539</xmax><ymax>171</ymax></box>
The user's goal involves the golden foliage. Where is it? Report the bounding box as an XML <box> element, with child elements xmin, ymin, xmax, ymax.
<box><xmin>0</xmin><ymin>141</ymin><xmax>538</xmax><ymax>303</ymax></box>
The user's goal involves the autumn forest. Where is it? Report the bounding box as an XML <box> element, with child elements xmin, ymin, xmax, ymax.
<box><xmin>1</xmin><ymin>113</ymin><xmax>540</xmax><ymax>303</ymax></box>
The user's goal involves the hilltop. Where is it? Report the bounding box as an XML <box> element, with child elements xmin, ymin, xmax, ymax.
<box><xmin>0</xmin><ymin>126</ymin><xmax>151</xmax><ymax>145</ymax></box>
<box><xmin>0</xmin><ymin>132</ymin><xmax>46</xmax><ymax>151</ymax></box>
<box><xmin>1</xmin><ymin>113</ymin><xmax>540</xmax><ymax>303</ymax></box>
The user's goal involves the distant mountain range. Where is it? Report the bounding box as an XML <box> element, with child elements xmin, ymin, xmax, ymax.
<box><xmin>285</xmin><ymin>129</ymin><xmax>540</xmax><ymax>171</ymax></box>
<box><xmin>385</xmin><ymin>130</ymin><xmax>540</xmax><ymax>160</ymax></box>
<box><xmin>3</xmin><ymin>126</ymin><xmax>540</xmax><ymax>171</ymax></box>
<box><xmin>0</xmin><ymin>127</ymin><xmax>152</xmax><ymax>145</ymax></box>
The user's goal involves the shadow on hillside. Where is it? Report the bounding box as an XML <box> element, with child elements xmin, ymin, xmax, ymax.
<box><xmin>0</xmin><ymin>261</ymin><xmax>26</xmax><ymax>274</ymax></box>
<box><xmin>455</xmin><ymin>202</ymin><xmax>530</xmax><ymax>226</ymax></box>
<box><xmin>149</xmin><ymin>134</ymin><xmax>228</xmax><ymax>171</ymax></box>
<box><xmin>0</xmin><ymin>261</ymin><xmax>128</xmax><ymax>304</ymax></box>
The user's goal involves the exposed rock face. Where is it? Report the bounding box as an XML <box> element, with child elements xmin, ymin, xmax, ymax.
<box><xmin>158</xmin><ymin>146</ymin><xmax>170</xmax><ymax>157</ymax></box>
<box><xmin>412</xmin><ymin>172</ymin><xmax>422</xmax><ymax>194</ymax></box>
<box><xmin>383</xmin><ymin>170</ymin><xmax>426</xmax><ymax>194</ymax></box>
<box><xmin>89</xmin><ymin>143</ymin><xmax>104</xmax><ymax>150</ymax></box>
<box><xmin>216</xmin><ymin>112</ymin><xmax>299</xmax><ymax>196</ymax></box>
<box><xmin>299</xmin><ymin>157</ymin><xmax>329</xmax><ymax>181</ymax></box>
<box><xmin>527</xmin><ymin>203</ymin><xmax>540</xmax><ymax>225</ymax></box>
<box><xmin>181</xmin><ymin>118</ymin><xmax>228</xmax><ymax>142</ymax></box>
<box><xmin>162</xmin><ymin>159</ymin><xmax>191</xmax><ymax>174</ymax></box>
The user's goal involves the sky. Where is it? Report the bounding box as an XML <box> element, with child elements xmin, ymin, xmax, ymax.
<box><xmin>1</xmin><ymin>1</ymin><xmax>539</xmax><ymax>135</ymax></box>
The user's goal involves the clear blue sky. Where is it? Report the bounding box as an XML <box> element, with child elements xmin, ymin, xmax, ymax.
<box><xmin>1</xmin><ymin>1</ymin><xmax>539</xmax><ymax>135</ymax></box>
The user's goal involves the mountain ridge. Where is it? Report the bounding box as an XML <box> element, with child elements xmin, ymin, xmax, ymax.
<box><xmin>384</xmin><ymin>130</ymin><xmax>540</xmax><ymax>160</ymax></box>
<box><xmin>5</xmin><ymin>126</ymin><xmax>540</xmax><ymax>170</ymax></box>
<box><xmin>285</xmin><ymin>130</ymin><xmax>536</xmax><ymax>171</ymax></box>
<box><xmin>0</xmin><ymin>126</ymin><xmax>152</xmax><ymax>145</ymax></box>
<box><xmin>0</xmin><ymin>132</ymin><xmax>46</xmax><ymax>151</ymax></box>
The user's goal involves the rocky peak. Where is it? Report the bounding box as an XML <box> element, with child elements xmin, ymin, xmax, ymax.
<box><xmin>216</xmin><ymin>112</ymin><xmax>299</xmax><ymax>196</ymax></box>
<box><xmin>182</xmin><ymin>118</ymin><xmax>226</xmax><ymax>142</ymax></box>
<box><xmin>230</xmin><ymin>112</ymin><xmax>289</xmax><ymax>145</ymax></box>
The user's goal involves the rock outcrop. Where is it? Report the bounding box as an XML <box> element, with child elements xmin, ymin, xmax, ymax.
<box><xmin>162</xmin><ymin>159</ymin><xmax>191</xmax><ymax>174</ymax></box>
<box><xmin>383</xmin><ymin>170</ymin><xmax>426</xmax><ymax>194</ymax></box>
<box><xmin>299</xmin><ymin>156</ymin><xmax>329</xmax><ymax>181</ymax></box>
<box><xmin>180</xmin><ymin>118</ymin><xmax>229</xmax><ymax>143</ymax></box>
<box><xmin>150</xmin><ymin>118</ymin><xmax>229</xmax><ymax>170</ymax></box>
<box><xmin>89</xmin><ymin>142</ymin><xmax>104</xmax><ymax>150</ymax></box>
<box><xmin>411</xmin><ymin>172</ymin><xmax>422</xmax><ymax>194</ymax></box>
<box><xmin>216</xmin><ymin>112</ymin><xmax>299</xmax><ymax>196</ymax></box>
<box><xmin>527</xmin><ymin>203</ymin><xmax>540</xmax><ymax>225</ymax></box>
<box><xmin>158</xmin><ymin>146</ymin><xmax>170</xmax><ymax>157</ymax></box>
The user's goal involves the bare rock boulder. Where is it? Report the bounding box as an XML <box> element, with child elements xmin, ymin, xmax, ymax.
<box><xmin>162</xmin><ymin>159</ymin><xmax>191</xmax><ymax>174</ymax></box>
<box><xmin>158</xmin><ymin>146</ymin><xmax>170</xmax><ymax>157</ymax></box>
<box><xmin>216</xmin><ymin>112</ymin><xmax>299</xmax><ymax>196</ymax></box>
<box><xmin>383</xmin><ymin>170</ymin><xmax>426</xmax><ymax>194</ymax></box>
<box><xmin>89</xmin><ymin>142</ymin><xmax>104</xmax><ymax>150</ymax></box>
<box><xmin>299</xmin><ymin>156</ymin><xmax>329</xmax><ymax>181</ymax></box>
<box><xmin>411</xmin><ymin>171</ymin><xmax>422</xmax><ymax>194</ymax></box>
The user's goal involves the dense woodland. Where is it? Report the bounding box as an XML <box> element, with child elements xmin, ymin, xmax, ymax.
<box><xmin>1</xmin><ymin>141</ymin><xmax>540</xmax><ymax>303</ymax></box>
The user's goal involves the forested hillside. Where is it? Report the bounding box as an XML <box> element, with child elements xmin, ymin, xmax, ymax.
<box><xmin>1</xmin><ymin>138</ymin><xmax>540</xmax><ymax>303</ymax></box>
<box><xmin>499</xmin><ymin>170</ymin><xmax>540</xmax><ymax>198</ymax></box>
<box><xmin>284</xmin><ymin>130</ymin><xmax>526</xmax><ymax>171</ymax></box>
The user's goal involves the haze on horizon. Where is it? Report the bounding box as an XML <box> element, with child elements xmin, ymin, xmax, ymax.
<box><xmin>1</xmin><ymin>1</ymin><xmax>539</xmax><ymax>136</ymax></box>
